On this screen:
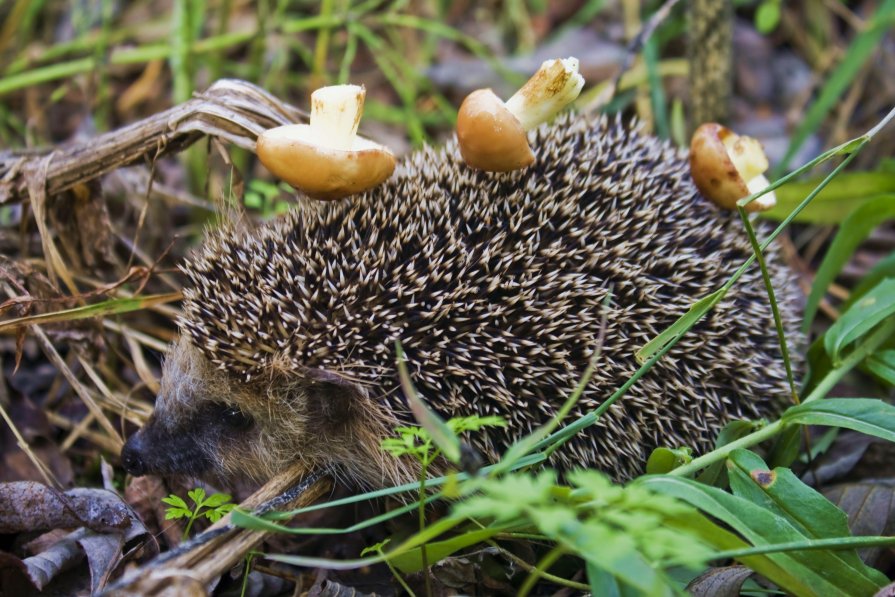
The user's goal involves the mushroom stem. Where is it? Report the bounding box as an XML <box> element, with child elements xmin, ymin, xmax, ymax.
<box><xmin>503</xmin><ymin>58</ymin><xmax>585</xmax><ymax>131</ymax></box>
<box><xmin>309</xmin><ymin>84</ymin><xmax>366</xmax><ymax>151</ymax></box>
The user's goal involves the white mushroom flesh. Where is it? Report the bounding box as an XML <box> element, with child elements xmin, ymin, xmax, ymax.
<box><xmin>722</xmin><ymin>132</ymin><xmax>776</xmax><ymax>210</ymax></box>
<box><xmin>504</xmin><ymin>57</ymin><xmax>585</xmax><ymax>131</ymax></box>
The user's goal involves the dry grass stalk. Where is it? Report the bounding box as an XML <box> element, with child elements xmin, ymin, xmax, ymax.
<box><xmin>0</xmin><ymin>79</ymin><xmax>306</xmax><ymax>205</ymax></box>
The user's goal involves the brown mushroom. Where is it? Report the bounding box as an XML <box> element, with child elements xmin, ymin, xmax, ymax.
<box><xmin>689</xmin><ymin>123</ymin><xmax>776</xmax><ymax>213</ymax></box>
<box><xmin>456</xmin><ymin>58</ymin><xmax>585</xmax><ymax>172</ymax></box>
<box><xmin>256</xmin><ymin>85</ymin><xmax>396</xmax><ymax>201</ymax></box>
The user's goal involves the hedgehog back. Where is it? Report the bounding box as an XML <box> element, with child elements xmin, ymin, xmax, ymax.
<box><xmin>180</xmin><ymin>114</ymin><xmax>799</xmax><ymax>479</ymax></box>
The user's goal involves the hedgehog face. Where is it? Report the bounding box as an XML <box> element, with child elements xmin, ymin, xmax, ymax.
<box><xmin>121</xmin><ymin>336</ymin><xmax>414</xmax><ymax>487</ymax></box>
<box><xmin>120</xmin><ymin>337</ymin><xmax>261</xmax><ymax>481</ymax></box>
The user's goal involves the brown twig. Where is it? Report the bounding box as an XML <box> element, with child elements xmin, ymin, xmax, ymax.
<box><xmin>105</xmin><ymin>466</ymin><xmax>333</xmax><ymax>595</ymax></box>
<box><xmin>0</xmin><ymin>79</ymin><xmax>306</xmax><ymax>205</ymax></box>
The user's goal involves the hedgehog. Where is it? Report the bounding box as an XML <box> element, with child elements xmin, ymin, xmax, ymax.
<box><xmin>120</xmin><ymin>113</ymin><xmax>802</xmax><ymax>489</ymax></box>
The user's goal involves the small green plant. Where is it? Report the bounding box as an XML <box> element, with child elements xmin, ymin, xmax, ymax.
<box><xmin>162</xmin><ymin>487</ymin><xmax>236</xmax><ymax>540</ymax></box>
<box><xmin>380</xmin><ymin>413</ymin><xmax>505</xmax><ymax>595</ymax></box>
<box><xmin>380</xmin><ymin>414</ymin><xmax>506</xmax><ymax>469</ymax></box>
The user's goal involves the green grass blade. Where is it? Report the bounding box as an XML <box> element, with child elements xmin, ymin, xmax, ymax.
<box><xmin>0</xmin><ymin>292</ymin><xmax>182</xmax><ymax>332</ymax></box>
<box><xmin>737</xmin><ymin>206</ymin><xmax>798</xmax><ymax>401</ymax></box>
<box><xmin>635</xmin><ymin>289</ymin><xmax>725</xmax><ymax>363</ymax></box>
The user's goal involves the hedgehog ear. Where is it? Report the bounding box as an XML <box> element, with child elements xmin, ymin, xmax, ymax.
<box><xmin>303</xmin><ymin>368</ymin><xmax>364</xmax><ymax>426</ymax></box>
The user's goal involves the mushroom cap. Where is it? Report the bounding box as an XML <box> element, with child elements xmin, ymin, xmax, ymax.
<box><xmin>256</xmin><ymin>124</ymin><xmax>396</xmax><ymax>200</ymax></box>
<box><xmin>689</xmin><ymin>123</ymin><xmax>775</xmax><ymax>213</ymax></box>
<box><xmin>456</xmin><ymin>89</ymin><xmax>535</xmax><ymax>172</ymax></box>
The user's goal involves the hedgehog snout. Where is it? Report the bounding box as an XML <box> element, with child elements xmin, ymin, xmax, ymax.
<box><xmin>121</xmin><ymin>433</ymin><xmax>149</xmax><ymax>476</ymax></box>
<box><xmin>120</xmin><ymin>410</ymin><xmax>219</xmax><ymax>478</ymax></box>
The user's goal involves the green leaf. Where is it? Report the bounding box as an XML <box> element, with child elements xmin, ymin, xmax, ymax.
<box><xmin>447</xmin><ymin>415</ymin><xmax>506</xmax><ymax>435</ymax></box>
<box><xmin>544</xmin><ymin>514</ymin><xmax>666</xmax><ymax>596</ymax></box>
<box><xmin>161</xmin><ymin>495</ymin><xmax>188</xmax><ymax>510</ymax></box>
<box><xmin>755</xmin><ymin>1</ymin><xmax>781</xmax><ymax>33</ymax></box>
<box><xmin>164</xmin><ymin>508</ymin><xmax>191</xmax><ymax>520</ymax></box>
<box><xmin>453</xmin><ymin>471</ymin><xmax>556</xmax><ymax>522</ymax></box>
<box><xmin>762</xmin><ymin>174</ymin><xmax>895</xmax><ymax>224</ymax></box>
<box><xmin>188</xmin><ymin>487</ymin><xmax>206</xmax><ymax>506</ymax></box>
<box><xmin>231</xmin><ymin>508</ymin><xmax>291</xmax><ymax>532</ymax></box>
<box><xmin>782</xmin><ymin>398</ymin><xmax>895</xmax><ymax>442</ymax></box>
<box><xmin>202</xmin><ymin>493</ymin><xmax>233</xmax><ymax>508</ymax></box>
<box><xmin>775</xmin><ymin>0</ymin><xmax>895</xmax><ymax>174</ymax></box>
<box><xmin>395</xmin><ymin>340</ymin><xmax>461</xmax><ymax>463</ymax></box>
<box><xmin>728</xmin><ymin>451</ymin><xmax>864</xmax><ymax>559</ymax></box>
<box><xmin>726</xmin><ymin>450</ymin><xmax>888</xmax><ymax>587</ymax></box>
<box><xmin>823</xmin><ymin>278</ymin><xmax>895</xmax><ymax>363</ymax></box>
<box><xmin>661</xmin><ymin>509</ymin><xmax>800</xmax><ymax>593</ymax></box>
<box><xmin>865</xmin><ymin>349</ymin><xmax>895</xmax><ymax>385</ymax></box>
<box><xmin>804</xmin><ymin>192</ymin><xmax>895</xmax><ymax>332</ymax></box>
<box><xmin>636</xmin><ymin>289</ymin><xmax>726</xmax><ymax>363</ymax></box>
<box><xmin>646</xmin><ymin>447</ymin><xmax>693</xmax><ymax>474</ymax></box>
<box><xmin>640</xmin><ymin>475</ymin><xmax>886</xmax><ymax>596</ymax></box>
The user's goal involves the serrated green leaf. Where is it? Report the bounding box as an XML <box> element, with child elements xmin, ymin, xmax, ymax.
<box><xmin>202</xmin><ymin>493</ymin><xmax>233</xmax><ymax>508</ymax></box>
<box><xmin>782</xmin><ymin>398</ymin><xmax>895</xmax><ymax>443</ymax></box>
<box><xmin>804</xmin><ymin>196</ymin><xmax>895</xmax><ymax>332</ymax></box>
<box><xmin>447</xmin><ymin>414</ymin><xmax>506</xmax><ymax>434</ymax></box>
<box><xmin>547</xmin><ymin>516</ymin><xmax>665</xmax><ymax>596</ymax></box>
<box><xmin>188</xmin><ymin>487</ymin><xmax>206</xmax><ymax>506</ymax></box>
<box><xmin>161</xmin><ymin>495</ymin><xmax>188</xmax><ymax>510</ymax></box>
<box><xmin>454</xmin><ymin>471</ymin><xmax>556</xmax><ymax>521</ymax></box>
<box><xmin>824</xmin><ymin>278</ymin><xmax>895</xmax><ymax>363</ymax></box>
<box><xmin>164</xmin><ymin>508</ymin><xmax>191</xmax><ymax>520</ymax></box>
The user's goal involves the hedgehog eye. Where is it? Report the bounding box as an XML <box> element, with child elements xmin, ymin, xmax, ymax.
<box><xmin>221</xmin><ymin>406</ymin><xmax>253</xmax><ymax>430</ymax></box>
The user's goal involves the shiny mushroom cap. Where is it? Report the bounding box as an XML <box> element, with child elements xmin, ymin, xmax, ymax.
<box><xmin>256</xmin><ymin>84</ymin><xmax>395</xmax><ymax>201</ymax></box>
<box><xmin>456</xmin><ymin>89</ymin><xmax>534</xmax><ymax>172</ymax></box>
<box><xmin>689</xmin><ymin>123</ymin><xmax>776</xmax><ymax>213</ymax></box>
<box><xmin>455</xmin><ymin>57</ymin><xmax>584</xmax><ymax>172</ymax></box>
